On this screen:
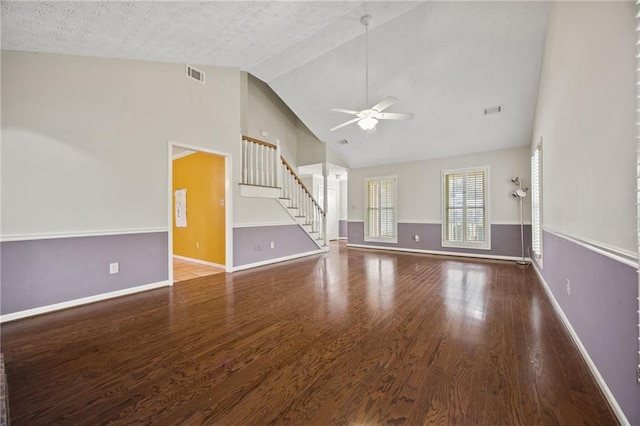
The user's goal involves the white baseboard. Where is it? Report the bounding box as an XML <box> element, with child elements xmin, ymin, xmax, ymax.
<box><xmin>0</xmin><ymin>280</ymin><xmax>170</xmax><ymax>323</ymax></box>
<box><xmin>232</xmin><ymin>248</ymin><xmax>328</xmax><ymax>272</ymax></box>
<box><xmin>337</xmin><ymin>237</ymin><xmax>348</xmax><ymax>240</ymax></box>
<box><xmin>531</xmin><ymin>264</ymin><xmax>630</xmax><ymax>426</ymax></box>
<box><xmin>346</xmin><ymin>244</ymin><xmax>530</xmax><ymax>262</ymax></box>
<box><xmin>173</xmin><ymin>255</ymin><xmax>225</xmax><ymax>269</ymax></box>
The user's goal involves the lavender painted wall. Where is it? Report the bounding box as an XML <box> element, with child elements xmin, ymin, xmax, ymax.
<box><xmin>233</xmin><ymin>224</ymin><xmax>320</xmax><ymax>266</ymax></box>
<box><xmin>1</xmin><ymin>232</ymin><xmax>168</xmax><ymax>315</ymax></box>
<box><xmin>534</xmin><ymin>230</ymin><xmax>639</xmax><ymax>424</ymax></box>
<box><xmin>339</xmin><ymin>220</ymin><xmax>348</xmax><ymax>239</ymax></box>
<box><xmin>347</xmin><ymin>222</ymin><xmax>531</xmax><ymax>258</ymax></box>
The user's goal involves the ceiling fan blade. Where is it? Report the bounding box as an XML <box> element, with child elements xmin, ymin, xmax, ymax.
<box><xmin>371</xmin><ymin>96</ymin><xmax>398</xmax><ymax>112</ymax></box>
<box><xmin>331</xmin><ymin>108</ymin><xmax>360</xmax><ymax>115</ymax></box>
<box><xmin>378</xmin><ymin>112</ymin><xmax>415</xmax><ymax>120</ymax></box>
<box><xmin>330</xmin><ymin>117</ymin><xmax>360</xmax><ymax>131</ymax></box>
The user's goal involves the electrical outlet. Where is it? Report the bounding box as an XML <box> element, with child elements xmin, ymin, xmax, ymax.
<box><xmin>637</xmin><ymin>365</ymin><xmax>640</xmax><ymax>386</ymax></box>
<box><xmin>566</xmin><ymin>279</ymin><xmax>571</xmax><ymax>295</ymax></box>
<box><xmin>109</xmin><ymin>262</ymin><xmax>119</xmax><ymax>274</ymax></box>
<box><xmin>414</xmin><ymin>235</ymin><xmax>420</xmax><ymax>242</ymax></box>
<box><xmin>270</xmin><ymin>241</ymin><xmax>275</xmax><ymax>249</ymax></box>
<box><xmin>196</xmin><ymin>242</ymin><xmax>200</xmax><ymax>249</ymax></box>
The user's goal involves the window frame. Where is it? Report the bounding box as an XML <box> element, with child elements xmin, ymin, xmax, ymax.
<box><xmin>364</xmin><ymin>175</ymin><xmax>398</xmax><ymax>244</ymax></box>
<box><xmin>531</xmin><ymin>144</ymin><xmax>543</xmax><ymax>267</ymax></box>
<box><xmin>441</xmin><ymin>166</ymin><xmax>491</xmax><ymax>250</ymax></box>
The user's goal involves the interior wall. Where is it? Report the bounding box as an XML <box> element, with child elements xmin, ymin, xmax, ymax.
<box><xmin>532</xmin><ymin>3</ymin><xmax>635</xmax><ymax>254</ymax></box>
<box><xmin>348</xmin><ymin>146</ymin><xmax>531</xmax><ymax>224</ymax></box>
<box><xmin>530</xmin><ymin>2</ymin><xmax>638</xmax><ymax>424</ymax></box>
<box><xmin>1</xmin><ymin>51</ymin><xmax>241</xmax><ymax>235</ymax></box>
<box><xmin>0</xmin><ymin>50</ymin><xmax>241</xmax><ymax>316</ymax></box>
<box><xmin>172</xmin><ymin>152</ymin><xmax>225</xmax><ymax>265</ymax></box>
<box><xmin>245</xmin><ymin>74</ymin><xmax>298</xmax><ymax>167</ymax></box>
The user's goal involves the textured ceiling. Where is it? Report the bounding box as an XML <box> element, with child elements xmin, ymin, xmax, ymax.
<box><xmin>1</xmin><ymin>1</ymin><xmax>550</xmax><ymax>169</ymax></box>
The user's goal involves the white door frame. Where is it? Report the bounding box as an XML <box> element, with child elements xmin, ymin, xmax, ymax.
<box><xmin>167</xmin><ymin>140</ymin><xmax>234</xmax><ymax>285</ymax></box>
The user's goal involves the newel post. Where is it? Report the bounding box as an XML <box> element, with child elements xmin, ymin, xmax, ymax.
<box><xmin>275</xmin><ymin>139</ymin><xmax>282</xmax><ymax>188</ymax></box>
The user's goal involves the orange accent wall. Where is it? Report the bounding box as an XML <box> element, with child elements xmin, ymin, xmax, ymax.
<box><xmin>172</xmin><ymin>152</ymin><xmax>225</xmax><ymax>265</ymax></box>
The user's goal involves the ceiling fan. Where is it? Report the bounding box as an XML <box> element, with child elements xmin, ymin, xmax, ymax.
<box><xmin>330</xmin><ymin>14</ymin><xmax>414</xmax><ymax>133</ymax></box>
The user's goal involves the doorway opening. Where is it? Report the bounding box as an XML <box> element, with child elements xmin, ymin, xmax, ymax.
<box><xmin>168</xmin><ymin>141</ymin><xmax>233</xmax><ymax>285</ymax></box>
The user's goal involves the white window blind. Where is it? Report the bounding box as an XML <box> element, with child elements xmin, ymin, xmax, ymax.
<box><xmin>365</xmin><ymin>176</ymin><xmax>397</xmax><ymax>243</ymax></box>
<box><xmin>531</xmin><ymin>146</ymin><xmax>542</xmax><ymax>262</ymax></box>
<box><xmin>442</xmin><ymin>167</ymin><xmax>490</xmax><ymax>249</ymax></box>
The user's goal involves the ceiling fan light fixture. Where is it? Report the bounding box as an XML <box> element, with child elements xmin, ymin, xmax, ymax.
<box><xmin>358</xmin><ymin>117</ymin><xmax>378</xmax><ymax>130</ymax></box>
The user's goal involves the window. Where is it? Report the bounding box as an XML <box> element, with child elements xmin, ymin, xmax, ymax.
<box><xmin>442</xmin><ymin>167</ymin><xmax>490</xmax><ymax>249</ymax></box>
<box><xmin>365</xmin><ymin>176</ymin><xmax>397</xmax><ymax>243</ymax></box>
<box><xmin>531</xmin><ymin>145</ymin><xmax>543</xmax><ymax>264</ymax></box>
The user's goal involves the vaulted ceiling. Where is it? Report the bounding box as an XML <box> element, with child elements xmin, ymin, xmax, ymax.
<box><xmin>1</xmin><ymin>1</ymin><xmax>550</xmax><ymax>169</ymax></box>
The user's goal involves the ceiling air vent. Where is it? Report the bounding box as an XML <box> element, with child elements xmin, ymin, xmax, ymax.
<box><xmin>483</xmin><ymin>105</ymin><xmax>503</xmax><ymax>115</ymax></box>
<box><xmin>186</xmin><ymin>65</ymin><xmax>205</xmax><ymax>84</ymax></box>
<box><xmin>338</xmin><ymin>139</ymin><xmax>349</xmax><ymax>145</ymax></box>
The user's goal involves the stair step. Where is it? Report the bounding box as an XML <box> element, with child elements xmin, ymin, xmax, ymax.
<box><xmin>278</xmin><ymin>197</ymin><xmax>290</xmax><ymax>200</ymax></box>
<box><xmin>287</xmin><ymin>206</ymin><xmax>299</xmax><ymax>209</ymax></box>
<box><xmin>295</xmin><ymin>215</ymin><xmax>305</xmax><ymax>218</ymax></box>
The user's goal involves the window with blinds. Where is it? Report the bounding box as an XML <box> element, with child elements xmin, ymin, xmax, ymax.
<box><xmin>531</xmin><ymin>146</ymin><xmax>543</xmax><ymax>264</ymax></box>
<box><xmin>365</xmin><ymin>176</ymin><xmax>397</xmax><ymax>243</ymax></box>
<box><xmin>442</xmin><ymin>167</ymin><xmax>490</xmax><ymax>249</ymax></box>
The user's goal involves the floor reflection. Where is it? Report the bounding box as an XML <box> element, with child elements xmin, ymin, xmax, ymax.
<box><xmin>444</xmin><ymin>262</ymin><xmax>488</xmax><ymax>323</ymax></box>
<box><xmin>364</xmin><ymin>255</ymin><xmax>396</xmax><ymax>313</ymax></box>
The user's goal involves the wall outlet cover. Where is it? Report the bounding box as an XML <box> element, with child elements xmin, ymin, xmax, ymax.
<box><xmin>109</xmin><ymin>262</ymin><xmax>119</xmax><ymax>274</ymax></box>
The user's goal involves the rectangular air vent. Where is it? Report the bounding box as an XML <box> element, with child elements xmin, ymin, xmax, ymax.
<box><xmin>186</xmin><ymin>65</ymin><xmax>205</xmax><ymax>84</ymax></box>
<box><xmin>338</xmin><ymin>139</ymin><xmax>349</xmax><ymax>145</ymax></box>
<box><xmin>483</xmin><ymin>105</ymin><xmax>503</xmax><ymax>115</ymax></box>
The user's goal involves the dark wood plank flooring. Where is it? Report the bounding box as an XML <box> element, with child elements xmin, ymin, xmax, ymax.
<box><xmin>1</xmin><ymin>243</ymin><xmax>618</xmax><ymax>425</ymax></box>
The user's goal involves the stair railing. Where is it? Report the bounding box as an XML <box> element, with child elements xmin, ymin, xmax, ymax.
<box><xmin>241</xmin><ymin>135</ymin><xmax>281</xmax><ymax>187</ymax></box>
<box><xmin>241</xmin><ymin>135</ymin><xmax>326</xmax><ymax>244</ymax></box>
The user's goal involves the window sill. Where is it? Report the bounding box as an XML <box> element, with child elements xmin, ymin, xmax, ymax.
<box><xmin>365</xmin><ymin>237</ymin><xmax>398</xmax><ymax>244</ymax></box>
<box><xmin>442</xmin><ymin>241</ymin><xmax>491</xmax><ymax>251</ymax></box>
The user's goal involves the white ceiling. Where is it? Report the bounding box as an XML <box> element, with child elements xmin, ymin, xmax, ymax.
<box><xmin>1</xmin><ymin>1</ymin><xmax>550</xmax><ymax>169</ymax></box>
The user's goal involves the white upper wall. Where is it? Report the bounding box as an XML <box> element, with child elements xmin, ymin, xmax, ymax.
<box><xmin>531</xmin><ymin>1</ymin><xmax>635</xmax><ymax>254</ymax></box>
<box><xmin>1</xmin><ymin>51</ymin><xmax>241</xmax><ymax>237</ymax></box>
<box><xmin>348</xmin><ymin>146</ymin><xmax>531</xmax><ymax>224</ymax></box>
<box><xmin>244</xmin><ymin>74</ymin><xmax>298</xmax><ymax>168</ymax></box>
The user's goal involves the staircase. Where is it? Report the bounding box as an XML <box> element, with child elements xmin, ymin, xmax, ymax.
<box><xmin>241</xmin><ymin>136</ymin><xmax>326</xmax><ymax>247</ymax></box>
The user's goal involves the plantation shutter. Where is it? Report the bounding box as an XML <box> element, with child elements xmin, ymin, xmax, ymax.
<box><xmin>365</xmin><ymin>176</ymin><xmax>397</xmax><ymax>242</ymax></box>
<box><xmin>379</xmin><ymin>178</ymin><xmax>396</xmax><ymax>238</ymax></box>
<box><xmin>465</xmin><ymin>171</ymin><xmax>486</xmax><ymax>242</ymax></box>
<box><xmin>367</xmin><ymin>180</ymin><xmax>380</xmax><ymax>238</ymax></box>
<box><xmin>445</xmin><ymin>173</ymin><xmax>464</xmax><ymax>242</ymax></box>
<box><xmin>531</xmin><ymin>147</ymin><xmax>542</xmax><ymax>257</ymax></box>
<box><xmin>443</xmin><ymin>167</ymin><xmax>489</xmax><ymax>247</ymax></box>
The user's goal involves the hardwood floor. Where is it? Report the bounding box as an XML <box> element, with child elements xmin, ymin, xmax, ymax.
<box><xmin>1</xmin><ymin>243</ymin><xmax>617</xmax><ymax>425</ymax></box>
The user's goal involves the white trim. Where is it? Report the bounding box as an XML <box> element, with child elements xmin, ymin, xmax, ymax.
<box><xmin>349</xmin><ymin>220</ymin><xmax>531</xmax><ymax>226</ymax></box>
<box><xmin>397</xmin><ymin>220</ymin><xmax>441</xmax><ymax>225</ymax></box>
<box><xmin>173</xmin><ymin>255</ymin><xmax>225</xmax><ymax>269</ymax></box>
<box><xmin>0</xmin><ymin>280</ymin><xmax>170</xmax><ymax>323</ymax></box>
<box><xmin>232</xmin><ymin>248</ymin><xmax>328</xmax><ymax>272</ymax></box>
<box><xmin>172</xmin><ymin>150</ymin><xmax>196</xmax><ymax>160</ymax></box>
<box><xmin>346</xmin><ymin>243</ymin><xmax>529</xmax><ymax>262</ymax></box>
<box><xmin>441</xmin><ymin>165</ymin><xmax>491</xmax><ymax>250</ymax></box>
<box><xmin>364</xmin><ymin>175</ymin><xmax>398</xmax><ymax>244</ymax></box>
<box><xmin>531</xmin><ymin>264</ymin><xmax>630</xmax><ymax>426</ymax></box>
<box><xmin>168</xmin><ymin>140</ymin><xmax>234</xmax><ymax>282</ymax></box>
<box><xmin>544</xmin><ymin>227</ymin><xmax>638</xmax><ymax>268</ymax></box>
<box><xmin>0</xmin><ymin>227</ymin><xmax>168</xmax><ymax>242</ymax></box>
<box><xmin>492</xmin><ymin>220</ymin><xmax>533</xmax><ymax>226</ymax></box>
<box><xmin>232</xmin><ymin>221</ymin><xmax>295</xmax><ymax>228</ymax></box>
<box><xmin>337</xmin><ymin>237</ymin><xmax>348</xmax><ymax>240</ymax></box>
